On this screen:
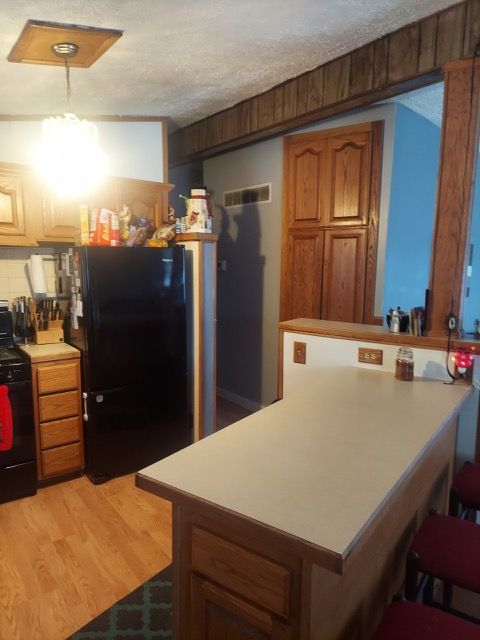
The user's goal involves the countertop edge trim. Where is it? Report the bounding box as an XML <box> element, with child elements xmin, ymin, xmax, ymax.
<box><xmin>135</xmin><ymin>472</ymin><xmax>344</xmax><ymax>575</ymax></box>
<box><xmin>279</xmin><ymin>323</ymin><xmax>480</xmax><ymax>353</ymax></box>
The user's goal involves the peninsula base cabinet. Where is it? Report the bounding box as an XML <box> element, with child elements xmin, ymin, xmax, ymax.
<box><xmin>137</xmin><ymin>416</ymin><xmax>457</xmax><ymax>640</ymax></box>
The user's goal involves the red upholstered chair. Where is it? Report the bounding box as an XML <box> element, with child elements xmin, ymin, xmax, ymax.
<box><xmin>372</xmin><ymin>600</ymin><xmax>480</xmax><ymax>639</ymax></box>
<box><xmin>450</xmin><ymin>462</ymin><xmax>480</xmax><ymax>519</ymax></box>
<box><xmin>405</xmin><ymin>513</ymin><xmax>480</xmax><ymax>619</ymax></box>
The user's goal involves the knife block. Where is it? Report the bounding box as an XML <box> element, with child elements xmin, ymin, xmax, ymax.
<box><xmin>32</xmin><ymin>311</ymin><xmax>64</xmax><ymax>345</ymax></box>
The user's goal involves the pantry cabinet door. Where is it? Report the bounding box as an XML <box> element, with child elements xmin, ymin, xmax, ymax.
<box><xmin>321</xmin><ymin>228</ymin><xmax>367</xmax><ymax>323</ymax></box>
<box><xmin>280</xmin><ymin>229</ymin><xmax>323</xmax><ymax>321</ymax></box>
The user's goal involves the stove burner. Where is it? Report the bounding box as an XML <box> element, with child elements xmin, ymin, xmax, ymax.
<box><xmin>0</xmin><ymin>347</ymin><xmax>22</xmax><ymax>362</ymax></box>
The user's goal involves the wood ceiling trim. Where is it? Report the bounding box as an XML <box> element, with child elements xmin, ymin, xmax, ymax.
<box><xmin>7</xmin><ymin>19</ymin><xmax>122</xmax><ymax>68</ymax></box>
<box><xmin>169</xmin><ymin>0</ymin><xmax>479</xmax><ymax>166</ymax></box>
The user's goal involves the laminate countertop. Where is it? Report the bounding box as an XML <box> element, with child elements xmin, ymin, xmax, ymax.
<box><xmin>137</xmin><ymin>368</ymin><xmax>470</xmax><ymax>563</ymax></box>
<box><xmin>17</xmin><ymin>342</ymin><xmax>80</xmax><ymax>363</ymax></box>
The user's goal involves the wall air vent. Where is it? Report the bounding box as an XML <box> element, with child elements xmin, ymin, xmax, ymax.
<box><xmin>223</xmin><ymin>183</ymin><xmax>271</xmax><ymax>208</ymax></box>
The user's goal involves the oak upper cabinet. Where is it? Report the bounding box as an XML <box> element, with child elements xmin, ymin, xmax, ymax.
<box><xmin>0</xmin><ymin>163</ymin><xmax>174</xmax><ymax>245</ymax></box>
<box><xmin>116</xmin><ymin>177</ymin><xmax>173</xmax><ymax>227</ymax></box>
<box><xmin>280</xmin><ymin>122</ymin><xmax>382</xmax><ymax>324</ymax></box>
<box><xmin>0</xmin><ymin>163</ymin><xmax>37</xmax><ymax>245</ymax></box>
<box><xmin>37</xmin><ymin>189</ymin><xmax>79</xmax><ymax>242</ymax></box>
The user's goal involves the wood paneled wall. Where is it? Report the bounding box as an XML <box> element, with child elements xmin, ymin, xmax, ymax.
<box><xmin>428</xmin><ymin>57</ymin><xmax>480</xmax><ymax>336</ymax></box>
<box><xmin>170</xmin><ymin>0</ymin><xmax>480</xmax><ymax>165</ymax></box>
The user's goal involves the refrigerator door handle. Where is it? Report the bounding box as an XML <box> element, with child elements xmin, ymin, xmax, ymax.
<box><xmin>82</xmin><ymin>392</ymin><xmax>89</xmax><ymax>422</ymax></box>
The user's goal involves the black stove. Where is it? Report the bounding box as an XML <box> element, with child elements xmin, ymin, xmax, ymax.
<box><xmin>0</xmin><ymin>347</ymin><xmax>31</xmax><ymax>383</ymax></box>
<box><xmin>0</xmin><ymin>307</ymin><xmax>36</xmax><ymax>504</ymax></box>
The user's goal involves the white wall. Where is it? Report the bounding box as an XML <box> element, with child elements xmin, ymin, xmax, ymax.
<box><xmin>0</xmin><ymin>247</ymin><xmax>57</xmax><ymax>301</ymax></box>
<box><xmin>204</xmin><ymin>103</ymin><xmax>396</xmax><ymax>408</ymax></box>
<box><xmin>0</xmin><ymin>120</ymin><xmax>164</xmax><ymax>182</ymax></box>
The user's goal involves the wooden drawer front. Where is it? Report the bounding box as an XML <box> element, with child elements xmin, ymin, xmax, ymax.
<box><xmin>42</xmin><ymin>442</ymin><xmax>82</xmax><ymax>478</ymax></box>
<box><xmin>40</xmin><ymin>416</ymin><xmax>81</xmax><ymax>450</ymax></box>
<box><xmin>39</xmin><ymin>391</ymin><xmax>80</xmax><ymax>423</ymax></box>
<box><xmin>191</xmin><ymin>526</ymin><xmax>291</xmax><ymax>618</ymax></box>
<box><xmin>37</xmin><ymin>362</ymin><xmax>79</xmax><ymax>394</ymax></box>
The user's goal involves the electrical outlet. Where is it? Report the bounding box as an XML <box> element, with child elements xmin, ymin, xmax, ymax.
<box><xmin>293</xmin><ymin>341</ymin><xmax>307</xmax><ymax>364</ymax></box>
<box><xmin>358</xmin><ymin>347</ymin><xmax>383</xmax><ymax>365</ymax></box>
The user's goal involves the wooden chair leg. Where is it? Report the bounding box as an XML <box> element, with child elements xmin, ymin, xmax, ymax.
<box><xmin>405</xmin><ymin>551</ymin><xmax>420</xmax><ymax>601</ymax></box>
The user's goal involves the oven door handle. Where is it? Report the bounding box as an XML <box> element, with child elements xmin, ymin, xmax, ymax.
<box><xmin>82</xmin><ymin>392</ymin><xmax>89</xmax><ymax>422</ymax></box>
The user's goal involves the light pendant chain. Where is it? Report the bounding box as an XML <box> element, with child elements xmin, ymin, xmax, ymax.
<box><xmin>64</xmin><ymin>56</ymin><xmax>72</xmax><ymax>112</ymax></box>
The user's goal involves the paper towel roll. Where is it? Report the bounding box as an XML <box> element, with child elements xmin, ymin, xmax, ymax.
<box><xmin>28</xmin><ymin>254</ymin><xmax>47</xmax><ymax>296</ymax></box>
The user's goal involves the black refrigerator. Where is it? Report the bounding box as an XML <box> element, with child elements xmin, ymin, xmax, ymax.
<box><xmin>67</xmin><ymin>246</ymin><xmax>190</xmax><ymax>484</ymax></box>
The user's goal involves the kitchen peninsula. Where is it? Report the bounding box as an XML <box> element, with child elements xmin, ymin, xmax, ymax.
<box><xmin>137</xmin><ymin>367</ymin><xmax>471</xmax><ymax>639</ymax></box>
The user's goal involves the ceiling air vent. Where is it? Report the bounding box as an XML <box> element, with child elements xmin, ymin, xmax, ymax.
<box><xmin>223</xmin><ymin>183</ymin><xmax>271</xmax><ymax>208</ymax></box>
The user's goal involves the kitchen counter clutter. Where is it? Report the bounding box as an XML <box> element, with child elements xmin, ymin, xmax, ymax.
<box><xmin>137</xmin><ymin>367</ymin><xmax>471</xmax><ymax>639</ymax></box>
<box><xmin>18</xmin><ymin>342</ymin><xmax>84</xmax><ymax>482</ymax></box>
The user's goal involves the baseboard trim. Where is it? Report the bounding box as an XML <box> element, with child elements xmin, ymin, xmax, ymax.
<box><xmin>216</xmin><ymin>387</ymin><xmax>264</xmax><ymax>413</ymax></box>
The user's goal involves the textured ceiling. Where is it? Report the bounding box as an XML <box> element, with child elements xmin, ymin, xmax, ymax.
<box><xmin>1</xmin><ymin>1</ymin><xmax>458</xmax><ymax>128</ymax></box>
<box><xmin>385</xmin><ymin>83</ymin><xmax>445</xmax><ymax>127</ymax></box>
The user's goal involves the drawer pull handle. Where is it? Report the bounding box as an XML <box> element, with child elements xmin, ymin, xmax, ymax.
<box><xmin>82</xmin><ymin>392</ymin><xmax>89</xmax><ymax>422</ymax></box>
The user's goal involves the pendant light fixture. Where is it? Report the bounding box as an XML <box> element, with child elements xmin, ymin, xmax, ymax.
<box><xmin>37</xmin><ymin>41</ymin><xmax>107</xmax><ymax>198</ymax></box>
<box><xmin>7</xmin><ymin>19</ymin><xmax>123</xmax><ymax>198</ymax></box>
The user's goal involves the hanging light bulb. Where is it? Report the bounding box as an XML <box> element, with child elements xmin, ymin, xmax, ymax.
<box><xmin>35</xmin><ymin>43</ymin><xmax>106</xmax><ymax>198</ymax></box>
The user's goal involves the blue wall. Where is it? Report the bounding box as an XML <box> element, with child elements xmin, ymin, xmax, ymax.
<box><xmin>382</xmin><ymin>105</ymin><xmax>440</xmax><ymax>318</ymax></box>
<box><xmin>463</xmin><ymin>160</ymin><xmax>480</xmax><ymax>333</ymax></box>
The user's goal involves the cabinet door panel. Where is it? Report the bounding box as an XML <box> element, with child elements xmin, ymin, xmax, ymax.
<box><xmin>324</xmin><ymin>131</ymin><xmax>372</xmax><ymax>226</ymax></box>
<box><xmin>117</xmin><ymin>179</ymin><xmax>170</xmax><ymax>227</ymax></box>
<box><xmin>40</xmin><ymin>191</ymin><xmax>78</xmax><ymax>241</ymax></box>
<box><xmin>286</xmin><ymin>140</ymin><xmax>329</xmax><ymax>226</ymax></box>
<box><xmin>0</xmin><ymin>173</ymin><xmax>25</xmax><ymax>235</ymax></box>
<box><xmin>191</xmin><ymin>575</ymin><xmax>291</xmax><ymax>640</ymax></box>
<box><xmin>321</xmin><ymin>228</ymin><xmax>367</xmax><ymax>322</ymax></box>
<box><xmin>280</xmin><ymin>231</ymin><xmax>323</xmax><ymax>321</ymax></box>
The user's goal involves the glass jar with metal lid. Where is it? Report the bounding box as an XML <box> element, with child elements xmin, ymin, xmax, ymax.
<box><xmin>395</xmin><ymin>347</ymin><xmax>414</xmax><ymax>381</ymax></box>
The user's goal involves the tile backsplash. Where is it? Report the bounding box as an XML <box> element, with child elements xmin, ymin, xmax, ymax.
<box><xmin>0</xmin><ymin>248</ymin><xmax>57</xmax><ymax>303</ymax></box>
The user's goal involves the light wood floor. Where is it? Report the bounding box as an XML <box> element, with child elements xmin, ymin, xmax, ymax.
<box><xmin>0</xmin><ymin>398</ymin><xmax>251</xmax><ymax>640</ymax></box>
<box><xmin>216</xmin><ymin>395</ymin><xmax>252</xmax><ymax>430</ymax></box>
<box><xmin>0</xmin><ymin>474</ymin><xmax>172</xmax><ymax>640</ymax></box>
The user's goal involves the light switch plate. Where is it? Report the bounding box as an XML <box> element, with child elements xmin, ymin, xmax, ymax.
<box><xmin>358</xmin><ymin>347</ymin><xmax>383</xmax><ymax>365</ymax></box>
<box><xmin>293</xmin><ymin>341</ymin><xmax>307</xmax><ymax>364</ymax></box>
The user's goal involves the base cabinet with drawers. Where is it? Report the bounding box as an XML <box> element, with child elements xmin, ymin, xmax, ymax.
<box><xmin>19</xmin><ymin>344</ymin><xmax>84</xmax><ymax>482</ymax></box>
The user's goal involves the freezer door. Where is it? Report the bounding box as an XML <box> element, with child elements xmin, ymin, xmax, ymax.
<box><xmin>84</xmin><ymin>382</ymin><xmax>189</xmax><ymax>483</ymax></box>
<box><xmin>81</xmin><ymin>246</ymin><xmax>187</xmax><ymax>391</ymax></box>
